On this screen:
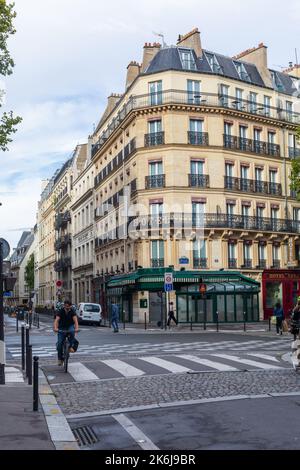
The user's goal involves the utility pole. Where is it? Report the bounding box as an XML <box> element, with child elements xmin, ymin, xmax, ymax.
<box><xmin>0</xmin><ymin>241</ymin><xmax>5</xmax><ymax>384</ymax></box>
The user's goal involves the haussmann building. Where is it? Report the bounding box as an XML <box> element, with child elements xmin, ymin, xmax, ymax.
<box><xmin>91</xmin><ymin>28</ymin><xmax>300</xmax><ymax>325</ymax></box>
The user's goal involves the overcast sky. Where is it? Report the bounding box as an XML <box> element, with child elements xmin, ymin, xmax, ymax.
<box><xmin>0</xmin><ymin>0</ymin><xmax>299</xmax><ymax>252</ymax></box>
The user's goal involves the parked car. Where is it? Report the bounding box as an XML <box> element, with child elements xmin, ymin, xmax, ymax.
<box><xmin>76</xmin><ymin>303</ymin><xmax>102</xmax><ymax>326</ymax></box>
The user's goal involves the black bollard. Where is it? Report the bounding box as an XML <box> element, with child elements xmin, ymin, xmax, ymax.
<box><xmin>244</xmin><ymin>312</ymin><xmax>246</xmax><ymax>332</ymax></box>
<box><xmin>25</xmin><ymin>325</ymin><xmax>30</xmax><ymax>377</ymax></box>
<box><xmin>269</xmin><ymin>317</ymin><xmax>271</xmax><ymax>332</ymax></box>
<box><xmin>16</xmin><ymin>315</ymin><xmax>19</xmax><ymax>333</ymax></box>
<box><xmin>144</xmin><ymin>312</ymin><xmax>147</xmax><ymax>330</ymax></box>
<box><xmin>190</xmin><ymin>320</ymin><xmax>193</xmax><ymax>331</ymax></box>
<box><xmin>28</xmin><ymin>345</ymin><xmax>32</xmax><ymax>385</ymax></box>
<box><xmin>216</xmin><ymin>311</ymin><xmax>219</xmax><ymax>333</ymax></box>
<box><xmin>37</xmin><ymin>312</ymin><xmax>40</xmax><ymax>329</ymax></box>
<box><xmin>33</xmin><ymin>356</ymin><xmax>39</xmax><ymax>411</ymax></box>
<box><xmin>21</xmin><ymin>324</ymin><xmax>25</xmax><ymax>371</ymax></box>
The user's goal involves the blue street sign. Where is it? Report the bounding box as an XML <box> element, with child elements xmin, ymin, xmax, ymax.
<box><xmin>179</xmin><ymin>257</ymin><xmax>189</xmax><ymax>265</ymax></box>
<box><xmin>164</xmin><ymin>284</ymin><xmax>173</xmax><ymax>292</ymax></box>
<box><xmin>3</xmin><ymin>292</ymin><xmax>12</xmax><ymax>297</ymax></box>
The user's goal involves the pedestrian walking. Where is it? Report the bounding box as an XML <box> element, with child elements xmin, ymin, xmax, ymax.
<box><xmin>273</xmin><ymin>302</ymin><xmax>284</xmax><ymax>335</ymax></box>
<box><xmin>291</xmin><ymin>299</ymin><xmax>300</xmax><ymax>340</ymax></box>
<box><xmin>167</xmin><ymin>302</ymin><xmax>178</xmax><ymax>327</ymax></box>
<box><xmin>111</xmin><ymin>303</ymin><xmax>120</xmax><ymax>333</ymax></box>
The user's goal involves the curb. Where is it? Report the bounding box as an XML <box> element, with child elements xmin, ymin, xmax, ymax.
<box><xmin>39</xmin><ymin>369</ymin><xmax>79</xmax><ymax>450</ymax></box>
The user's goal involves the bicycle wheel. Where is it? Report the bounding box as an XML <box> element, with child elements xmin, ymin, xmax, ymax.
<box><xmin>64</xmin><ymin>340</ymin><xmax>69</xmax><ymax>373</ymax></box>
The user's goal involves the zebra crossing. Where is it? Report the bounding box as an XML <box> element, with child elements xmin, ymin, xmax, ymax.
<box><xmin>43</xmin><ymin>352</ymin><xmax>288</xmax><ymax>384</ymax></box>
<box><xmin>7</xmin><ymin>337</ymin><xmax>291</xmax><ymax>359</ymax></box>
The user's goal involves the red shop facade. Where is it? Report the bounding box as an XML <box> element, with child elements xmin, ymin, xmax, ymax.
<box><xmin>262</xmin><ymin>270</ymin><xmax>300</xmax><ymax>319</ymax></box>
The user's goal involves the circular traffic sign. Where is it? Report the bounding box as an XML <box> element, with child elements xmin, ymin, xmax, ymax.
<box><xmin>56</xmin><ymin>280</ymin><xmax>62</xmax><ymax>288</ymax></box>
<box><xmin>0</xmin><ymin>238</ymin><xmax>10</xmax><ymax>259</ymax></box>
<box><xmin>165</xmin><ymin>274</ymin><xmax>172</xmax><ymax>283</ymax></box>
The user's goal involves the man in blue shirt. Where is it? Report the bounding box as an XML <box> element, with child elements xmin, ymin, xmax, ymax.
<box><xmin>273</xmin><ymin>302</ymin><xmax>284</xmax><ymax>336</ymax></box>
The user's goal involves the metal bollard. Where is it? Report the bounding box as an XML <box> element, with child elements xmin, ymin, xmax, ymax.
<box><xmin>269</xmin><ymin>317</ymin><xmax>271</xmax><ymax>332</ymax></box>
<box><xmin>37</xmin><ymin>312</ymin><xmax>40</xmax><ymax>329</ymax></box>
<box><xmin>244</xmin><ymin>312</ymin><xmax>246</xmax><ymax>332</ymax></box>
<box><xmin>16</xmin><ymin>315</ymin><xmax>19</xmax><ymax>333</ymax></box>
<box><xmin>33</xmin><ymin>356</ymin><xmax>39</xmax><ymax>411</ymax></box>
<box><xmin>190</xmin><ymin>320</ymin><xmax>193</xmax><ymax>331</ymax></box>
<box><xmin>123</xmin><ymin>311</ymin><xmax>125</xmax><ymax>330</ymax></box>
<box><xmin>28</xmin><ymin>345</ymin><xmax>32</xmax><ymax>385</ymax></box>
<box><xmin>25</xmin><ymin>325</ymin><xmax>30</xmax><ymax>377</ymax></box>
<box><xmin>21</xmin><ymin>323</ymin><xmax>25</xmax><ymax>371</ymax></box>
<box><xmin>216</xmin><ymin>311</ymin><xmax>219</xmax><ymax>332</ymax></box>
<box><xmin>144</xmin><ymin>312</ymin><xmax>147</xmax><ymax>330</ymax></box>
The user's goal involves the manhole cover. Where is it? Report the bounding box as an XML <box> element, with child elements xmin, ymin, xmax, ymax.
<box><xmin>72</xmin><ymin>426</ymin><xmax>99</xmax><ymax>447</ymax></box>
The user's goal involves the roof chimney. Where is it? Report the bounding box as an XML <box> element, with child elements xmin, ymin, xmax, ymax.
<box><xmin>283</xmin><ymin>64</ymin><xmax>300</xmax><ymax>78</ymax></box>
<box><xmin>126</xmin><ymin>61</ymin><xmax>140</xmax><ymax>89</ymax></box>
<box><xmin>177</xmin><ymin>28</ymin><xmax>202</xmax><ymax>58</ymax></box>
<box><xmin>233</xmin><ymin>43</ymin><xmax>272</xmax><ymax>87</ymax></box>
<box><xmin>141</xmin><ymin>43</ymin><xmax>161</xmax><ymax>73</ymax></box>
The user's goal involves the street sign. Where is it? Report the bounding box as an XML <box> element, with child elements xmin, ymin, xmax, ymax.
<box><xmin>199</xmin><ymin>283</ymin><xmax>207</xmax><ymax>294</ymax></box>
<box><xmin>179</xmin><ymin>257</ymin><xmax>189</xmax><ymax>265</ymax></box>
<box><xmin>3</xmin><ymin>292</ymin><xmax>12</xmax><ymax>297</ymax></box>
<box><xmin>56</xmin><ymin>289</ymin><xmax>62</xmax><ymax>296</ymax></box>
<box><xmin>164</xmin><ymin>273</ymin><xmax>173</xmax><ymax>292</ymax></box>
<box><xmin>0</xmin><ymin>239</ymin><xmax>10</xmax><ymax>260</ymax></box>
<box><xmin>56</xmin><ymin>280</ymin><xmax>62</xmax><ymax>288</ymax></box>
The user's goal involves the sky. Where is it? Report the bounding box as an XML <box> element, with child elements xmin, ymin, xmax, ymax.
<box><xmin>0</xmin><ymin>0</ymin><xmax>299</xmax><ymax>252</ymax></box>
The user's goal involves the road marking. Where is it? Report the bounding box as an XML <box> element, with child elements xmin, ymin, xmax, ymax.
<box><xmin>246</xmin><ymin>353</ymin><xmax>280</xmax><ymax>363</ymax></box>
<box><xmin>101</xmin><ymin>359</ymin><xmax>145</xmax><ymax>377</ymax></box>
<box><xmin>5</xmin><ymin>367</ymin><xmax>24</xmax><ymax>383</ymax></box>
<box><xmin>113</xmin><ymin>414</ymin><xmax>159</xmax><ymax>450</ymax></box>
<box><xmin>67</xmin><ymin>362</ymin><xmax>99</xmax><ymax>382</ymax></box>
<box><xmin>176</xmin><ymin>355</ymin><xmax>239</xmax><ymax>371</ymax></box>
<box><xmin>212</xmin><ymin>354</ymin><xmax>283</xmax><ymax>370</ymax></box>
<box><xmin>140</xmin><ymin>356</ymin><xmax>191</xmax><ymax>373</ymax></box>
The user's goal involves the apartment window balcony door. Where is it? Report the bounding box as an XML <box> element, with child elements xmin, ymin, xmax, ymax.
<box><xmin>149</xmin><ymin>120</ymin><xmax>162</xmax><ymax>134</ymax></box>
<box><xmin>235</xmin><ymin>88</ymin><xmax>243</xmax><ymax>110</ymax></box>
<box><xmin>193</xmin><ymin>239</ymin><xmax>207</xmax><ymax>268</ymax></box>
<box><xmin>191</xmin><ymin>160</ymin><xmax>203</xmax><ymax>176</ymax></box>
<box><xmin>243</xmin><ymin>243</ymin><xmax>252</xmax><ymax>268</ymax></box>
<box><xmin>253</xmin><ymin>129</ymin><xmax>261</xmax><ymax>153</ymax></box>
<box><xmin>192</xmin><ymin>202</ymin><xmax>205</xmax><ymax>227</ymax></box>
<box><xmin>151</xmin><ymin>240</ymin><xmax>165</xmax><ymax>268</ymax></box>
<box><xmin>187</xmin><ymin>80</ymin><xmax>201</xmax><ymax>104</ymax></box>
<box><xmin>219</xmin><ymin>84</ymin><xmax>229</xmax><ymax>107</ymax></box>
<box><xmin>264</xmin><ymin>96</ymin><xmax>271</xmax><ymax>116</ymax></box>
<box><xmin>249</xmin><ymin>92</ymin><xmax>257</xmax><ymax>113</ymax></box>
<box><xmin>149</xmin><ymin>81</ymin><xmax>162</xmax><ymax>106</ymax></box>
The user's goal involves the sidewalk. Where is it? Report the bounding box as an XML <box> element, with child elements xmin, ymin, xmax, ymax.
<box><xmin>0</xmin><ymin>371</ymin><xmax>55</xmax><ymax>450</ymax></box>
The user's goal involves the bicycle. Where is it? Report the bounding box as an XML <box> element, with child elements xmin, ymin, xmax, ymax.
<box><xmin>57</xmin><ymin>329</ymin><xmax>78</xmax><ymax>373</ymax></box>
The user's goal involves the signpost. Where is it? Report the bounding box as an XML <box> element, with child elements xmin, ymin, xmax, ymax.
<box><xmin>164</xmin><ymin>273</ymin><xmax>173</xmax><ymax>330</ymax></box>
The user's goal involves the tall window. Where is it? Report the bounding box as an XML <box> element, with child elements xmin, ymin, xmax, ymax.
<box><xmin>249</xmin><ymin>92</ymin><xmax>257</xmax><ymax>113</ymax></box>
<box><xmin>264</xmin><ymin>96</ymin><xmax>271</xmax><ymax>116</ymax></box>
<box><xmin>228</xmin><ymin>243</ymin><xmax>237</xmax><ymax>268</ymax></box>
<box><xmin>151</xmin><ymin>240</ymin><xmax>164</xmax><ymax>267</ymax></box>
<box><xmin>187</xmin><ymin>80</ymin><xmax>201</xmax><ymax>104</ymax></box>
<box><xmin>150</xmin><ymin>202</ymin><xmax>163</xmax><ymax>216</ymax></box>
<box><xmin>189</xmin><ymin>119</ymin><xmax>203</xmax><ymax>133</ymax></box>
<box><xmin>149</xmin><ymin>161</ymin><xmax>163</xmax><ymax>176</ymax></box>
<box><xmin>255</xmin><ymin>168</ymin><xmax>263</xmax><ymax>192</ymax></box>
<box><xmin>293</xmin><ymin>208</ymin><xmax>300</xmax><ymax>221</ymax></box>
<box><xmin>241</xmin><ymin>165</ymin><xmax>249</xmax><ymax>180</ymax></box>
<box><xmin>191</xmin><ymin>160</ymin><xmax>203</xmax><ymax>175</ymax></box>
<box><xmin>272</xmin><ymin>245</ymin><xmax>280</xmax><ymax>266</ymax></box>
<box><xmin>193</xmin><ymin>239</ymin><xmax>207</xmax><ymax>268</ymax></box>
<box><xmin>258</xmin><ymin>244</ymin><xmax>266</xmax><ymax>265</ymax></box>
<box><xmin>233</xmin><ymin>61</ymin><xmax>250</xmax><ymax>82</ymax></box>
<box><xmin>242</xmin><ymin>204</ymin><xmax>250</xmax><ymax>218</ymax></box>
<box><xmin>192</xmin><ymin>202</ymin><xmax>205</xmax><ymax>226</ymax></box>
<box><xmin>257</xmin><ymin>206</ymin><xmax>264</xmax><ymax>218</ymax></box>
<box><xmin>179</xmin><ymin>49</ymin><xmax>196</xmax><ymax>70</ymax></box>
<box><xmin>219</xmin><ymin>84</ymin><xmax>229</xmax><ymax>107</ymax></box>
<box><xmin>235</xmin><ymin>88</ymin><xmax>243</xmax><ymax>110</ymax></box>
<box><xmin>286</xmin><ymin>101</ymin><xmax>293</xmax><ymax>121</ymax></box>
<box><xmin>149</xmin><ymin>81</ymin><xmax>162</xmax><ymax>105</ymax></box>
<box><xmin>225</xmin><ymin>163</ymin><xmax>234</xmax><ymax>178</ymax></box>
<box><xmin>239</xmin><ymin>125</ymin><xmax>247</xmax><ymax>150</ymax></box>
<box><xmin>243</xmin><ymin>242</ymin><xmax>252</xmax><ymax>266</ymax></box>
<box><xmin>149</xmin><ymin>120</ymin><xmax>162</xmax><ymax>134</ymax></box>
<box><xmin>205</xmin><ymin>53</ymin><xmax>223</xmax><ymax>74</ymax></box>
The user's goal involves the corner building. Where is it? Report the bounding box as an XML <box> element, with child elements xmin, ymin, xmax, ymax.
<box><xmin>91</xmin><ymin>28</ymin><xmax>300</xmax><ymax>323</ymax></box>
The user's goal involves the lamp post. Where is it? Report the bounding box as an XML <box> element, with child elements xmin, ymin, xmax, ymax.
<box><xmin>0</xmin><ymin>240</ymin><xmax>4</xmax><ymax>384</ymax></box>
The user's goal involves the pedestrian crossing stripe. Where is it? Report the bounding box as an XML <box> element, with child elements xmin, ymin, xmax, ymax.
<box><xmin>140</xmin><ymin>357</ymin><xmax>192</xmax><ymax>373</ymax></box>
<box><xmin>101</xmin><ymin>359</ymin><xmax>146</xmax><ymax>377</ymax></box>
<box><xmin>176</xmin><ymin>355</ymin><xmax>238</xmax><ymax>372</ymax></box>
<box><xmin>212</xmin><ymin>354</ymin><xmax>283</xmax><ymax>370</ymax></box>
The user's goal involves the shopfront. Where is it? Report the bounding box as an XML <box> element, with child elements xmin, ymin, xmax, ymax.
<box><xmin>106</xmin><ymin>269</ymin><xmax>260</xmax><ymax>324</ymax></box>
<box><xmin>262</xmin><ymin>270</ymin><xmax>300</xmax><ymax>319</ymax></box>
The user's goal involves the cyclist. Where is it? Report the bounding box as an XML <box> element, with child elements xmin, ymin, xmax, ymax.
<box><xmin>53</xmin><ymin>299</ymin><xmax>79</xmax><ymax>366</ymax></box>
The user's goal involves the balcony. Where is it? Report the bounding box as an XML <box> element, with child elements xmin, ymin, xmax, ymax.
<box><xmin>151</xmin><ymin>258</ymin><xmax>164</xmax><ymax>268</ymax></box>
<box><xmin>228</xmin><ymin>258</ymin><xmax>237</xmax><ymax>269</ymax></box>
<box><xmin>289</xmin><ymin>147</ymin><xmax>300</xmax><ymax>159</ymax></box>
<box><xmin>257</xmin><ymin>260</ymin><xmax>267</xmax><ymax>269</ymax></box>
<box><xmin>189</xmin><ymin>174</ymin><xmax>210</xmax><ymax>188</ymax></box>
<box><xmin>224</xmin><ymin>135</ymin><xmax>280</xmax><ymax>157</ymax></box>
<box><xmin>224</xmin><ymin>176</ymin><xmax>282</xmax><ymax>196</ymax></box>
<box><xmin>272</xmin><ymin>260</ymin><xmax>281</xmax><ymax>269</ymax></box>
<box><xmin>55</xmin><ymin>211</ymin><xmax>71</xmax><ymax>230</ymax></box>
<box><xmin>145</xmin><ymin>174</ymin><xmax>165</xmax><ymax>189</ymax></box>
<box><xmin>54</xmin><ymin>257</ymin><xmax>72</xmax><ymax>272</ymax></box>
<box><xmin>55</xmin><ymin>235</ymin><xmax>71</xmax><ymax>251</ymax></box>
<box><xmin>188</xmin><ymin>131</ymin><xmax>209</xmax><ymax>146</ymax></box>
<box><xmin>193</xmin><ymin>258</ymin><xmax>208</xmax><ymax>269</ymax></box>
<box><xmin>242</xmin><ymin>259</ymin><xmax>253</xmax><ymax>269</ymax></box>
<box><xmin>145</xmin><ymin>132</ymin><xmax>165</xmax><ymax>147</ymax></box>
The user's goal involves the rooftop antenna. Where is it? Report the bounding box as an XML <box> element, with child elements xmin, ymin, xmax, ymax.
<box><xmin>295</xmin><ymin>48</ymin><xmax>299</xmax><ymax>65</ymax></box>
<box><xmin>153</xmin><ymin>31</ymin><xmax>166</xmax><ymax>48</ymax></box>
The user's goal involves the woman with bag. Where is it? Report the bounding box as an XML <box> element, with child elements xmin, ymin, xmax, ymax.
<box><xmin>273</xmin><ymin>302</ymin><xmax>284</xmax><ymax>336</ymax></box>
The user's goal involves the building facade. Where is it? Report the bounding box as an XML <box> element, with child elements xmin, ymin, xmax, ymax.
<box><xmin>10</xmin><ymin>231</ymin><xmax>35</xmax><ymax>305</ymax></box>
<box><xmin>90</xmin><ymin>28</ymin><xmax>300</xmax><ymax>322</ymax></box>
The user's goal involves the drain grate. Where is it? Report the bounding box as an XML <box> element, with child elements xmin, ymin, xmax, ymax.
<box><xmin>72</xmin><ymin>426</ymin><xmax>99</xmax><ymax>447</ymax></box>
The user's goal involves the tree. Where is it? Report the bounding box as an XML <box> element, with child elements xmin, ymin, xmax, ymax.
<box><xmin>290</xmin><ymin>128</ymin><xmax>300</xmax><ymax>201</ymax></box>
<box><xmin>0</xmin><ymin>0</ymin><xmax>21</xmax><ymax>151</ymax></box>
<box><xmin>25</xmin><ymin>253</ymin><xmax>34</xmax><ymax>291</ymax></box>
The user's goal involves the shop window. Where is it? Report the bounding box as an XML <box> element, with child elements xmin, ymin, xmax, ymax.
<box><xmin>266</xmin><ymin>282</ymin><xmax>283</xmax><ymax>309</ymax></box>
<box><xmin>226</xmin><ymin>295</ymin><xmax>235</xmax><ymax>322</ymax></box>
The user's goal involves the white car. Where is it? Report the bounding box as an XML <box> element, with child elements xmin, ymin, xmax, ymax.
<box><xmin>76</xmin><ymin>303</ymin><xmax>102</xmax><ymax>326</ymax></box>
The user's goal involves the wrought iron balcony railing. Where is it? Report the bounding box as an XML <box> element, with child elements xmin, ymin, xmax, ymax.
<box><xmin>224</xmin><ymin>176</ymin><xmax>282</xmax><ymax>196</ymax></box>
<box><xmin>145</xmin><ymin>174</ymin><xmax>165</xmax><ymax>189</ymax></box>
<box><xmin>54</xmin><ymin>257</ymin><xmax>72</xmax><ymax>272</ymax></box>
<box><xmin>193</xmin><ymin>258</ymin><xmax>208</xmax><ymax>269</ymax></box>
<box><xmin>257</xmin><ymin>260</ymin><xmax>267</xmax><ymax>269</ymax></box>
<box><xmin>224</xmin><ymin>135</ymin><xmax>280</xmax><ymax>157</ymax></box>
<box><xmin>272</xmin><ymin>260</ymin><xmax>281</xmax><ymax>268</ymax></box>
<box><xmin>54</xmin><ymin>235</ymin><xmax>71</xmax><ymax>251</ymax></box>
<box><xmin>92</xmin><ymin>89</ymin><xmax>300</xmax><ymax>158</ymax></box>
<box><xmin>289</xmin><ymin>147</ymin><xmax>300</xmax><ymax>159</ymax></box>
<box><xmin>189</xmin><ymin>174</ymin><xmax>210</xmax><ymax>188</ymax></box>
<box><xmin>151</xmin><ymin>258</ymin><xmax>165</xmax><ymax>268</ymax></box>
<box><xmin>54</xmin><ymin>211</ymin><xmax>71</xmax><ymax>230</ymax></box>
<box><xmin>228</xmin><ymin>258</ymin><xmax>237</xmax><ymax>269</ymax></box>
<box><xmin>188</xmin><ymin>131</ymin><xmax>209</xmax><ymax>146</ymax></box>
<box><xmin>242</xmin><ymin>259</ymin><xmax>253</xmax><ymax>269</ymax></box>
<box><xmin>144</xmin><ymin>132</ymin><xmax>165</xmax><ymax>147</ymax></box>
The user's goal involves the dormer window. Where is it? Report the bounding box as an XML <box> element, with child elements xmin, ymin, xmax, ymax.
<box><xmin>205</xmin><ymin>52</ymin><xmax>223</xmax><ymax>74</ymax></box>
<box><xmin>271</xmin><ymin>71</ymin><xmax>285</xmax><ymax>92</ymax></box>
<box><xmin>179</xmin><ymin>49</ymin><xmax>197</xmax><ymax>71</ymax></box>
<box><xmin>233</xmin><ymin>61</ymin><xmax>251</xmax><ymax>82</ymax></box>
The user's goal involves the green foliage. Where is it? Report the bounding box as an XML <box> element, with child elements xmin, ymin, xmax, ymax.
<box><xmin>0</xmin><ymin>1</ymin><xmax>22</xmax><ymax>151</ymax></box>
<box><xmin>25</xmin><ymin>253</ymin><xmax>34</xmax><ymax>291</ymax></box>
<box><xmin>290</xmin><ymin>128</ymin><xmax>300</xmax><ymax>201</ymax></box>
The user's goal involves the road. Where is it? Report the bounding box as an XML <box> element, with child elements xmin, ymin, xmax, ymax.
<box><xmin>4</xmin><ymin>313</ymin><xmax>299</xmax><ymax>451</ymax></box>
